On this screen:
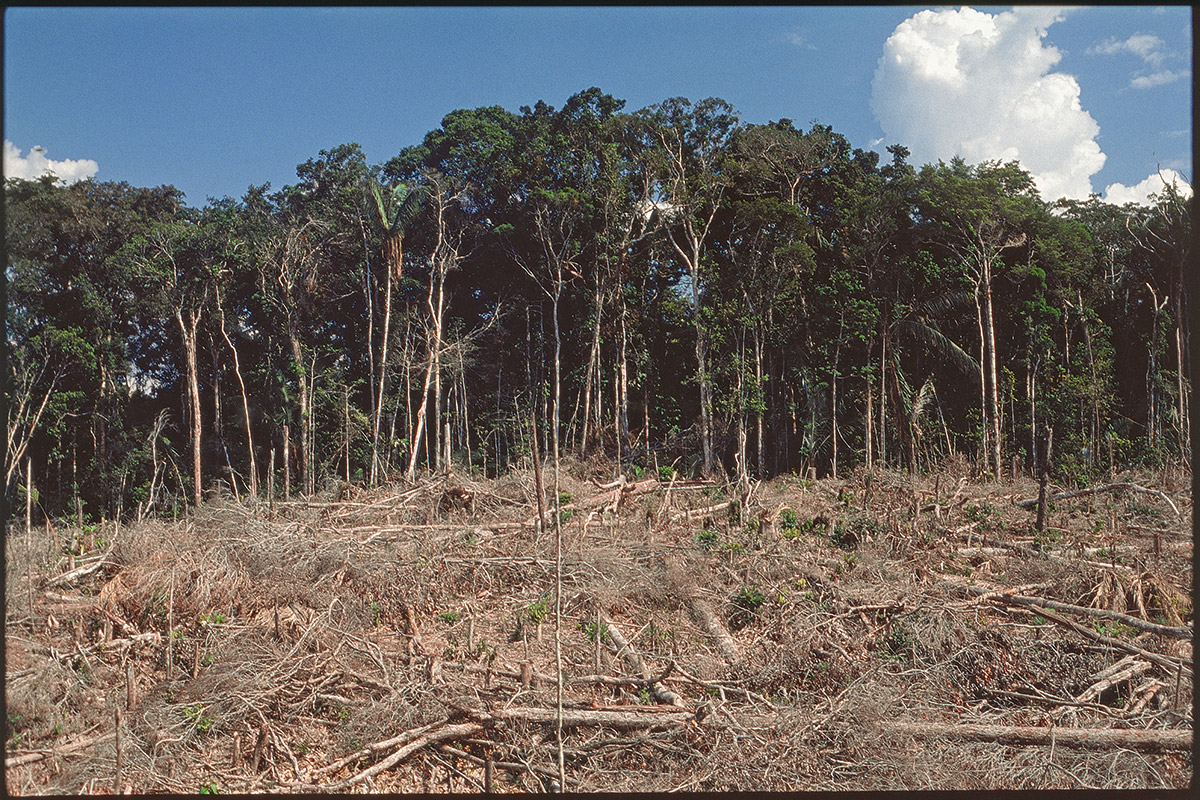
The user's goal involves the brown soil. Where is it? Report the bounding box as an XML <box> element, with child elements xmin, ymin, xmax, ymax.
<box><xmin>4</xmin><ymin>459</ymin><xmax>1193</xmax><ymax>793</ymax></box>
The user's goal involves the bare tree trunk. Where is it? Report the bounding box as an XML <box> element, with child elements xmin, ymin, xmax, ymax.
<box><xmin>754</xmin><ymin>326</ymin><xmax>765</xmax><ymax>477</ymax></box>
<box><xmin>865</xmin><ymin>369</ymin><xmax>874</xmax><ymax>473</ymax></box>
<box><xmin>579</xmin><ymin>274</ymin><xmax>603</xmax><ymax>453</ymax></box>
<box><xmin>176</xmin><ymin>309</ymin><xmax>203</xmax><ymax>507</ymax></box>
<box><xmin>974</xmin><ymin>285</ymin><xmax>990</xmax><ymax>475</ymax></box>
<box><xmin>372</xmin><ymin>241</ymin><xmax>396</xmax><ymax>485</ymax></box>
<box><xmin>287</xmin><ymin>334</ymin><xmax>310</xmax><ymax>495</ymax></box>
<box><xmin>217</xmin><ymin>295</ymin><xmax>258</xmax><ymax>497</ymax></box>
<box><xmin>1174</xmin><ymin>293</ymin><xmax>1188</xmax><ymax>461</ymax></box>
<box><xmin>879</xmin><ymin>329</ymin><xmax>888</xmax><ymax>467</ymax></box>
<box><xmin>983</xmin><ymin>261</ymin><xmax>1003</xmax><ymax>477</ymax></box>
<box><xmin>283</xmin><ymin>425</ymin><xmax>291</xmax><ymax>501</ymax></box>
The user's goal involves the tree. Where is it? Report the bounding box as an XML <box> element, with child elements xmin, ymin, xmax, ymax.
<box><xmin>916</xmin><ymin>159</ymin><xmax>1041</xmax><ymax>477</ymax></box>
<box><xmin>638</xmin><ymin>97</ymin><xmax>740</xmax><ymax>475</ymax></box>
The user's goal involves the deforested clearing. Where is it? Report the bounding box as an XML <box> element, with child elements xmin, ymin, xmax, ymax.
<box><xmin>5</xmin><ymin>459</ymin><xmax>1192</xmax><ymax>793</ymax></box>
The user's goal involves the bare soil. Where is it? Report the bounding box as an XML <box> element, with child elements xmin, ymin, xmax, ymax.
<box><xmin>4</xmin><ymin>458</ymin><xmax>1193</xmax><ymax>793</ymax></box>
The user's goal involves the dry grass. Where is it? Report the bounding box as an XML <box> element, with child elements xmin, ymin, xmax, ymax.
<box><xmin>4</xmin><ymin>459</ymin><xmax>1192</xmax><ymax>793</ymax></box>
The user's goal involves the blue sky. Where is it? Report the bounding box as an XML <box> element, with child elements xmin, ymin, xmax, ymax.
<box><xmin>3</xmin><ymin>6</ymin><xmax>1192</xmax><ymax>206</ymax></box>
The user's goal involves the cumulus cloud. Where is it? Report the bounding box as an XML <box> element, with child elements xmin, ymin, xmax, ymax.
<box><xmin>1089</xmin><ymin>33</ymin><xmax>1166</xmax><ymax>66</ymax></box>
<box><xmin>3</xmin><ymin>140</ymin><xmax>98</xmax><ymax>184</ymax></box>
<box><xmin>870</xmin><ymin>6</ymin><xmax>1105</xmax><ymax>201</ymax></box>
<box><xmin>1130</xmin><ymin>69</ymin><xmax>1189</xmax><ymax>89</ymax></box>
<box><xmin>1103</xmin><ymin>168</ymin><xmax>1192</xmax><ymax>206</ymax></box>
<box><xmin>1088</xmin><ymin>31</ymin><xmax>1188</xmax><ymax>89</ymax></box>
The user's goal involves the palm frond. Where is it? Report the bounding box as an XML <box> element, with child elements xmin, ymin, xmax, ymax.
<box><xmin>390</xmin><ymin>185</ymin><xmax>426</xmax><ymax>235</ymax></box>
<box><xmin>893</xmin><ymin>319</ymin><xmax>979</xmax><ymax>378</ymax></box>
<box><xmin>910</xmin><ymin>378</ymin><xmax>936</xmax><ymax>425</ymax></box>
<box><xmin>369</xmin><ymin>181</ymin><xmax>390</xmax><ymax>228</ymax></box>
<box><xmin>911</xmin><ymin>290</ymin><xmax>974</xmax><ymax>318</ymax></box>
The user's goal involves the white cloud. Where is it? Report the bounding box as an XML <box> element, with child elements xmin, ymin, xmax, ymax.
<box><xmin>1089</xmin><ymin>33</ymin><xmax>1166</xmax><ymax>66</ymax></box>
<box><xmin>1130</xmin><ymin>69</ymin><xmax>1190</xmax><ymax>89</ymax></box>
<box><xmin>870</xmin><ymin>6</ymin><xmax>1105</xmax><ymax>201</ymax></box>
<box><xmin>4</xmin><ymin>140</ymin><xmax>98</xmax><ymax>184</ymax></box>
<box><xmin>1104</xmin><ymin>168</ymin><xmax>1192</xmax><ymax>206</ymax></box>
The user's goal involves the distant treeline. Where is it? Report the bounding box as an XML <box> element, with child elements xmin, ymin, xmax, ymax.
<box><xmin>4</xmin><ymin>88</ymin><xmax>1191</xmax><ymax>522</ymax></box>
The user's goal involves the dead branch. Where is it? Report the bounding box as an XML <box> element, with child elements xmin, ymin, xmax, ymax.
<box><xmin>670</xmin><ymin>500</ymin><xmax>732</xmax><ymax>523</ymax></box>
<box><xmin>1014</xmin><ymin>482</ymin><xmax>1181</xmax><ymax>517</ymax></box>
<box><xmin>880</xmin><ymin>720</ymin><xmax>1191</xmax><ymax>753</ymax></box>
<box><xmin>688</xmin><ymin>596</ymin><xmax>740</xmax><ymax>665</ymax></box>
<box><xmin>45</xmin><ymin>547</ymin><xmax>116</xmax><ymax>588</ymax></box>
<box><xmin>957</xmin><ymin>586</ymin><xmax>1193</xmax><ymax>639</ymax></box>
<box><xmin>1014</xmin><ymin>605</ymin><xmax>1192</xmax><ymax>675</ymax></box>
<box><xmin>320</xmin><ymin>721</ymin><xmax>484</xmax><ymax>791</ymax></box>
<box><xmin>477</xmin><ymin>705</ymin><xmax>694</xmax><ymax>729</ymax></box>
<box><xmin>602</xmin><ymin>616</ymin><xmax>686</xmax><ymax>707</ymax></box>
<box><xmin>6</xmin><ymin>730</ymin><xmax>116</xmax><ymax>769</ymax></box>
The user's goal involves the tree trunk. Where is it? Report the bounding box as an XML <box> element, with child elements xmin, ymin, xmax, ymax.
<box><xmin>372</xmin><ymin>235</ymin><xmax>400</xmax><ymax>485</ymax></box>
<box><xmin>974</xmin><ymin>284</ymin><xmax>990</xmax><ymax>474</ymax></box>
<box><xmin>217</xmin><ymin>296</ymin><xmax>257</xmax><ymax>497</ymax></box>
<box><xmin>754</xmin><ymin>325</ymin><xmax>765</xmax><ymax>477</ymax></box>
<box><xmin>1174</xmin><ymin>292</ymin><xmax>1188</xmax><ymax>461</ymax></box>
<box><xmin>176</xmin><ymin>309</ymin><xmax>203</xmax><ymax>507</ymax></box>
<box><xmin>287</xmin><ymin>333</ymin><xmax>310</xmax><ymax>495</ymax></box>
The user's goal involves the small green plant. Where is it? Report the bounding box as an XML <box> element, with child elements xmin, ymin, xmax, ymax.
<box><xmin>658</xmin><ymin>465</ymin><xmax>675</xmax><ymax>481</ymax></box>
<box><xmin>523</xmin><ymin>599</ymin><xmax>550</xmax><ymax>625</ymax></box>
<box><xmin>293</xmin><ymin>741</ymin><xmax>309</xmax><ymax>756</ymax></box>
<box><xmin>559</xmin><ymin>508</ymin><xmax>574</xmax><ymax>524</ymax></box>
<box><xmin>199</xmin><ymin>611</ymin><xmax>227</xmax><ymax>628</ymax></box>
<box><xmin>438</xmin><ymin>610</ymin><xmax>461</xmax><ymax>624</ymax></box>
<box><xmin>198</xmin><ymin>781</ymin><xmax>220</xmax><ymax>795</ymax></box>
<box><xmin>779</xmin><ymin>508</ymin><xmax>799</xmax><ymax>530</ymax></box>
<box><xmin>557</xmin><ymin>492</ymin><xmax>573</xmax><ymax>506</ymax></box>
<box><xmin>370</xmin><ymin>602</ymin><xmax>382</xmax><ymax>627</ymax></box>
<box><xmin>735</xmin><ymin>584</ymin><xmax>765</xmax><ymax>612</ymax></box>
<box><xmin>882</xmin><ymin>622</ymin><xmax>914</xmax><ymax>661</ymax></box>
<box><xmin>183</xmin><ymin>704</ymin><xmax>213</xmax><ymax>733</ymax></box>
<box><xmin>695</xmin><ymin>528</ymin><xmax>720</xmax><ymax>549</ymax></box>
<box><xmin>580</xmin><ymin>620</ymin><xmax>610</xmax><ymax>644</ymax></box>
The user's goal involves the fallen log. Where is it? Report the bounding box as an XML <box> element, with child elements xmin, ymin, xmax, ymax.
<box><xmin>670</xmin><ymin>500</ymin><xmax>732</xmax><ymax>524</ymax></box>
<box><xmin>1014</xmin><ymin>482</ymin><xmax>1181</xmax><ymax>517</ymax></box>
<box><xmin>688</xmin><ymin>596</ymin><xmax>740</xmax><ymax>665</ymax></box>
<box><xmin>603</xmin><ymin>616</ymin><xmax>686</xmax><ymax>707</ymax></box>
<box><xmin>966</xmin><ymin>588</ymin><xmax>1193</xmax><ymax>639</ymax></box>
<box><xmin>6</xmin><ymin>730</ymin><xmax>116</xmax><ymax>768</ymax></box>
<box><xmin>1016</xmin><ymin>605</ymin><xmax>1192</xmax><ymax>675</ymax></box>
<box><xmin>481</xmin><ymin>705</ymin><xmax>694</xmax><ymax>729</ymax></box>
<box><xmin>880</xmin><ymin>720</ymin><xmax>1191</xmax><ymax>753</ymax></box>
<box><xmin>321</xmin><ymin>721</ymin><xmax>484</xmax><ymax>791</ymax></box>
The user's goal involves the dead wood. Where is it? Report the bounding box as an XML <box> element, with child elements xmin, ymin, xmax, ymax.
<box><xmin>880</xmin><ymin>720</ymin><xmax>1191</xmax><ymax>753</ymax></box>
<box><xmin>670</xmin><ymin>500</ymin><xmax>732</xmax><ymax>523</ymax></box>
<box><xmin>1014</xmin><ymin>605</ymin><xmax>1192</xmax><ymax>675</ymax></box>
<box><xmin>1015</xmin><ymin>482</ymin><xmax>1181</xmax><ymax>517</ymax></box>
<box><xmin>5</xmin><ymin>730</ymin><xmax>116</xmax><ymax>769</ymax></box>
<box><xmin>602</xmin><ymin>615</ymin><xmax>686</xmax><ymax>707</ymax></box>
<box><xmin>45</xmin><ymin>547</ymin><xmax>116</xmax><ymax>588</ymax></box>
<box><xmin>475</xmin><ymin>705</ymin><xmax>694</xmax><ymax>729</ymax></box>
<box><xmin>320</xmin><ymin>721</ymin><xmax>485</xmax><ymax>791</ymax></box>
<box><xmin>954</xmin><ymin>586</ymin><xmax>1194</xmax><ymax>639</ymax></box>
<box><xmin>688</xmin><ymin>596</ymin><xmax>740</xmax><ymax>665</ymax></box>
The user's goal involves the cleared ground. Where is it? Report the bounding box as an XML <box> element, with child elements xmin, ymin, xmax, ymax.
<box><xmin>4</xmin><ymin>458</ymin><xmax>1193</xmax><ymax>792</ymax></box>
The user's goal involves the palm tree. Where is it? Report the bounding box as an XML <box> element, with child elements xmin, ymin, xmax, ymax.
<box><xmin>368</xmin><ymin>178</ymin><xmax>425</xmax><ymax>484</ymax></box>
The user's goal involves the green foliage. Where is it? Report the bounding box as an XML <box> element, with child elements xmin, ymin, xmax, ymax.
<box><xmin>3</xmin><ymin>86</ymin><xmax>1185</xmax><ymax>522</ymax></box>
<box><xmin>183</xmin><ymin>704</ymin><xmax>214</xmax><ymax>733</ymax></box>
